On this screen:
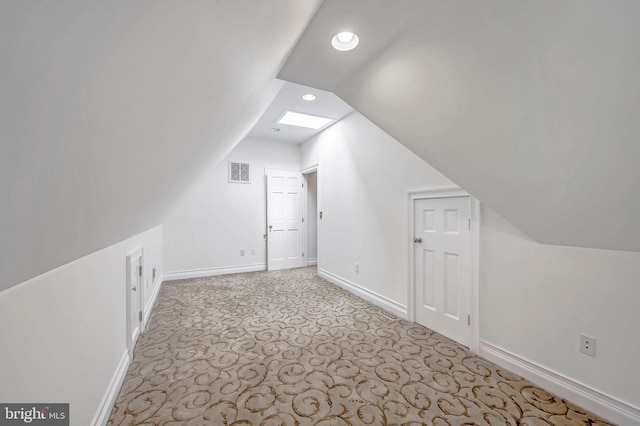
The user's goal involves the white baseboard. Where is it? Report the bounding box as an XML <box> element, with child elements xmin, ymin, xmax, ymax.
<box><xmin>92</xmin><ymin>350</ymin><xmax>130</xmax><ymax>426</ymax></box>
<box><xmin>318</xmin><ymin>269</ymin><xmax>407</xmax><ymax>319</ymax></box>
<box><xmin>307</xmin><ymin>258</ymin><xmax>318</xmax><ymax>266</ymax></box>
<box><xmin>163</xmin><ymin>264</ymin><xmax>266</xmax><ymax>281</ymax></box>
<box><xmin>143</xmin><ymin>274</ymin><xmax>163</xmax><ymax>327</ymax></box>
<box><xmin>480</xmin><ymin>341</ymin><xmax>640</xmax><ymax>426</ymax></box>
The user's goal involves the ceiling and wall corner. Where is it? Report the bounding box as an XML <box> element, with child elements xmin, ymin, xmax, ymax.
<box><xmin>281</xmin><ymin>0</ymin><xmax>640</xmax><ymax>253</ymax></box>
<box><xmin>0</xmin><ymin>0</ymin><xmax>322</xmax><ymax>291</ymax></box>
<box><xmin>277</xmin><ymin>0</ymin><xmax>446</xmax><ymax>92</ymax></box>
<box><xmin>0</xmin><ymin>1</ymin><xmax>638</xmax><ymax>422</ymax></box>
<box><xmin>276</xmin><ymin>2</ymin><xmax>640</xmax><ymax>418</ymax></box>
<box><xmin>247</xmin><ymin>81</ymin><xmax>353</xmax><ymax>144</ymax></box>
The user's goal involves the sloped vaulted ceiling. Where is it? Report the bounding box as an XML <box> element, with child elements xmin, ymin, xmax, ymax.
<box><xmin>0</xmin><ymin>0</ymin><xmax>322</xmax><ymax>291</ymax></box>
<box><xmin>280</xmin><ymin>0</ymin><xmax>640</xmax><ymax>253</ymax></box>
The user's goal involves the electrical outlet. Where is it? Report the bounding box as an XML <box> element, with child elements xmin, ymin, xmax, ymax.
<box><xmin>355</xmin><ymin>263</ymin><xmax>359</xmax><ymax>273</ymax></box>
<box><xmin>251</xmin><ymin>248</ymin><xmax>256</xmax><ymax>255</ymax></box>
<box><xmin>240</xmin><ymin>249</ymin><xmax>245</xmax><ymax>256</ymax></box>
<box><xmin>580</xmin><ymin>334</ymin><xmax>596</xmax><ymax>357</ymax></box>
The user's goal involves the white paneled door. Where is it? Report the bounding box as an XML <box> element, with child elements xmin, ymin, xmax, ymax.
<box><xmin>414</xmin><ymin>196</ymin><xmax>471</xmax><ymax>347</ymax></box>
<box><xmin>267</xmin><ymin>169</ymin><xmax>305</xmax><ymax>270</ymax></box>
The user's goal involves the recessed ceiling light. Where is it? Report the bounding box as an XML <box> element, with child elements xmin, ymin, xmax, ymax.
<box><xmin>277</xmin><ymin>111</ymin><xmax>335</xmax><ymax>130</ymax></box>
<box><xmin>302</xmin><ymin>94</ymin><xmax>316</xmax><ymax>101</ymax></box>
<box><xmin>331</xmin><ymin>31</ymin><xmax>359</xmax><ymax>51</ymax></box>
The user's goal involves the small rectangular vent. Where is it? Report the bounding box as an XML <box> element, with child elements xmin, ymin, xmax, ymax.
<box><xmin>380</xmin><ymin>311</ymin><xmax>398</xmax><ymax>320</ymax></box>
<box><xmin>229</xmin><ymin>162</ymin><xmax>250</xmax><ymax>183</ymax></box>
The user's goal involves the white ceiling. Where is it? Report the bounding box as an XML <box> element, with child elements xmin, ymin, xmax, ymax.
<box><xmin>258</xmin><ymin>0</ymin><xmax>443</xmax><ymax>144</ymax></box>
<box><xmin>5</xmin><ymin>0</ymin><xmax>640</xmax><ymax>293</ymax></box>
<box><xmin>277</xmin><ymin>0</ymin><xmax>445</xmax><ymax>92</ymax></box>
<box><xmin>0</xmin><ymin>0</ymin><xmax>322</xmax><ymax>290</ymax></box>
<box><xmin>279</xmin><ymin>0</ymin><xmax>640</xmax><ymax>253</ymax></box>
<box><xmin>247</xmin><ymin>81</ymin><xmax>353</xmax><ymax>144</ymax></box>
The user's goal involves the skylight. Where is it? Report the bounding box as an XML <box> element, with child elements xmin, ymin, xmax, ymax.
<box><xmin>276</xmin><ymin>111</ymin><xmax>335</xmax><ymax>130</ymax></box>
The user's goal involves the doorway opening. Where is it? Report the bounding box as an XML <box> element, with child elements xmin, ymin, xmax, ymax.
<box><xmin>304</xmin><ymin>169</ymin><xmax>318</xmax><ymax>266</ymax></box>
<box><xmin>264</xmin><ymin>165</ymin><xmax>320</xmax><ymax>271</ymax></box>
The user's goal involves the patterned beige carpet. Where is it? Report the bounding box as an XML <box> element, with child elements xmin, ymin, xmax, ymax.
<box><xmin>108</xmin><ymin>267</ymin><xmax>613</xmax><ymax>425</ymax></box>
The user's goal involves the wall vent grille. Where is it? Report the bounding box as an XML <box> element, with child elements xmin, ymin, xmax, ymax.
<box><xmin>229</xmin><ymin>162</ymin><xmax>250</xmax><ymax>183</ymax></box>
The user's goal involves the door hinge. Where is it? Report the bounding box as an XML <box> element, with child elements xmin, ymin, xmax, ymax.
<box><xmin>468</xmin><ymin>315</ymin><xmax>471</xmax><ymax>326</ymax></box>
<box><xmin>468</xmin><ymin>219</ymin><xmax>471</xmax><ymax>231</ymax></box>
<box><xmin>139</xmin><ymin>265</ymin><xmax>143</xmax><ymax>277</ymax></box>
<box><xmin>302</xmin><ymin>183</ymin><xmax>304</xmax><ymax>188</ymax></box>
<box><xmin>139</xmin><ymin>311</ymin><xmax>143</xmax><ymax>322</ymax></box>
<box><xmin>302</xmin><ymin>217</ymin><xmax>304</xmax><ymax>222</ymax></box>
<box><xmin>302</xmin><ymin>252</ymin><xmax>305</xmax><ymax>257</ymax></box>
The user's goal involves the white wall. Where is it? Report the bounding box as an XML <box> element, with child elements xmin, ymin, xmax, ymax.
<box><xmin>300</xmin><ymin>112</ymin><xmax>455</xmax><ymax>310</ymax></box>
<box><xmin>336</xmin><ymin>1</ymin><xmax>640</xmax><ymax>253</ymax></box>
<box><xmin>163</xmin><ymin>138</ymin><xmax>301</xmax><ymax>276</ymax></box>
<box><xmin>480</xmin><ymin>207</ymin><xmax>640</xmax><ymax>413</ymax></box>
<box><xmin>0</xmin><ymin>225</ymin><xmax>163</xmax><ymax>426</ymax></box>
<box><xmin>0</xmin><ymin>0</ymin><xmax>320</xmax><ymax>291</ymax></box>
<box><xmin>303</xmin><ymin>111</ymin><xmax>639</xmax><ymax>422</ymax></box>
<box><xmin>306</xmin><ymin>171</ymin><xmax>318</xmax><ymax>263</ymax></box>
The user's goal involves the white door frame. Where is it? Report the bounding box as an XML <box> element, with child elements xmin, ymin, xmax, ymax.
<box><xmin>126</xmin><ymin>247</ymin><xmax>144</xmax><ymax>358</ymax></box>
<box><xmin>408</xmin><ymin>187</ymin><xmax>480</xmax><ymax>354</ymax></box>
<box><xmin>265</xmin><ymin>168</ymin><xmax>306</xmax><ymax>270</ymax></box>
<box><xmin>302</xmin><ymin>164</ymin><xmax>320</xmax><ymax>267</ymax></box>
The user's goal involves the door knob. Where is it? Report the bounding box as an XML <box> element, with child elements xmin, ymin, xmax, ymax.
<box><xmin>413</xmin><ymin>237</ymin><xmax>423</xmax><ymax>244</ymax></box>
<box><xmin>132</xmin><ymin>287</ymin><xmax>137</xmax><ymax>291</ymax></box>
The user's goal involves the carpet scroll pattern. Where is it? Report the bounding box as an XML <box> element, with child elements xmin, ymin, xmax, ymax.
<box><xmin>109</xmin><ymin>267</ymin><xmax>614</xmax><ymax>425</ymax></box>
